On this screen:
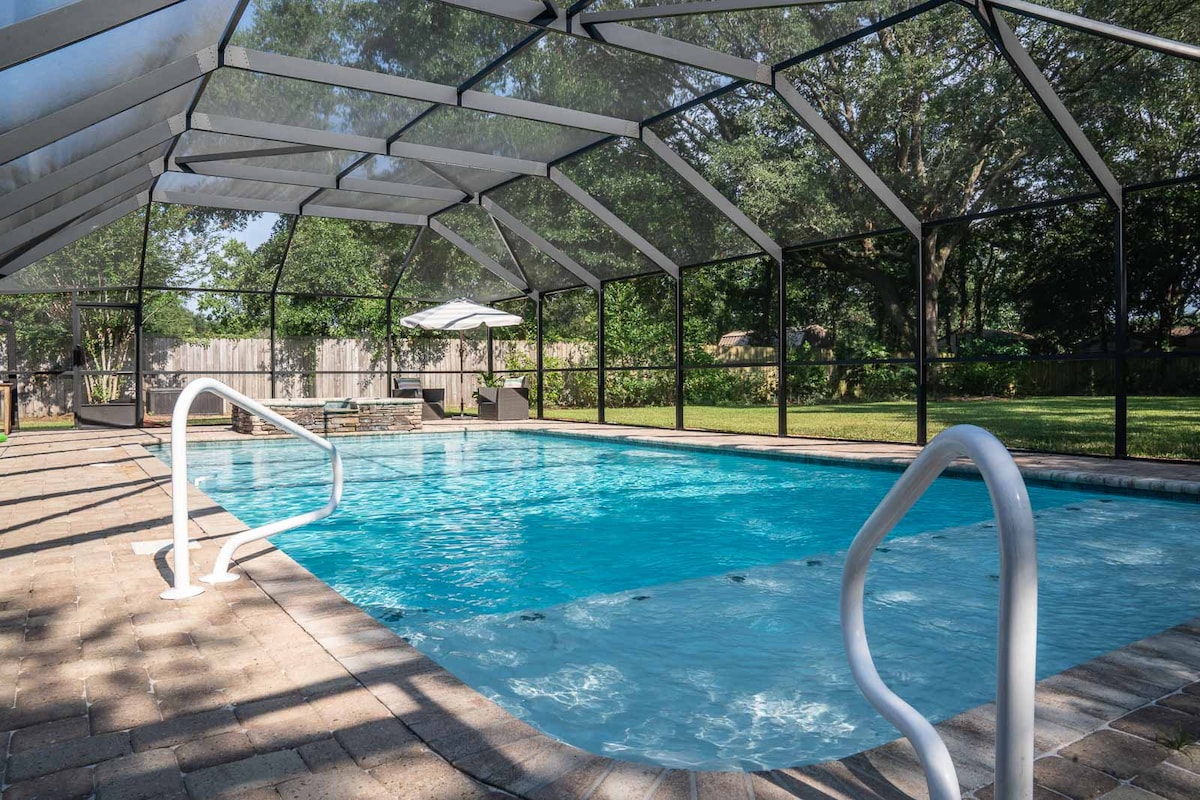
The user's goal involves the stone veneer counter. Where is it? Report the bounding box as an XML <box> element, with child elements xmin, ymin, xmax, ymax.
<box><xmin>231</xmin><ymin>397</ymin><xmax>423</xmax><ymax>435</ymax></box>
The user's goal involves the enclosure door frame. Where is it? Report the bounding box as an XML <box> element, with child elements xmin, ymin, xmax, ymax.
<box><xmin>72</xmin><ymin>300</ymin><xmax>142</xmax><ymax>428</ymax></box>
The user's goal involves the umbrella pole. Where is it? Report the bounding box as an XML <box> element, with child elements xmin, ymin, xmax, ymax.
<box><xmin>459</xmin><ymin>332</ymin><xmax>465</xmax><ymax>419</ymax></box>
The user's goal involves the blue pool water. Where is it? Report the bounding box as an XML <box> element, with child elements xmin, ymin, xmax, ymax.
<box><xmin>158</xmin><ymin>431</ymin><xmax>1200</xmax><ymax>770</ymax></box>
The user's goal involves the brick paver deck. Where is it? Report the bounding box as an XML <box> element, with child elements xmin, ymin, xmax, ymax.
<box><xmin>2</xmin><ymin>422</ymin><xmax>1199</xmax><ymax>799</ymax></box>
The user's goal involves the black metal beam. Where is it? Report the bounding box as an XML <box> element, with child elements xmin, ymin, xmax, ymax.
<box><xmin>581</xmin><ymin>0</ymin><xmax>848</xmax><ymax>24</ymax></box>
<box><xmin>916</xmin><ymin>227</ymin><xmax>928</xmax><ymax>446</ymax></box>
<box><xmin>134</xmin><ymin>203</ymin><xmax>153</xmax><ymax>426</ymax></box>
<box><xmin>674</xmin><ymin>274</ymin><xmax>684</xmax><ymax>430</ymax></box>
<box><xmin>535</xmin><ymin>296</ymin><xmax>545</xmax><ymax>418</ymax></box>
<box><xmin>772</xmin><ymin>0</ymin><xmax>950</xmax><ymax>73</ymax></box>
<box><xmin>985</xmin><ymin>0</ymin><xmax>1200</xmax><ymax>63</ymax></box>
<box><xmin>597</xmin><ymin>283</ymin><xmax>606</xmax><ymax>423</ymax></box>
<box><xmin>777</xmin><ymin>256</ymin><xmax>787</xmax><ymax>437</ymax></box>
<box><xmin>1114</xmin><ymin>194</ymin><xmax>1128</xmax><ymax>458</ymax></box>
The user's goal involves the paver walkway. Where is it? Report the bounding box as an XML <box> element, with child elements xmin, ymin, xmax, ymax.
<box><xmin>1</xmin><ymin>423</ymin><xmax>1199</xmax><ymax>800</ymax></box>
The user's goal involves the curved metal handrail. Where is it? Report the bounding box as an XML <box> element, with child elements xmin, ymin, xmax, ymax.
<box><xmin>160</xmin><ymin>378</ymin><xmax>343</xmax><ymax>600</ymax></box>
<box><xmin>841</xmin><ymin>425</ymin><xmax>1037</xmax><ymax>800</ymax></box>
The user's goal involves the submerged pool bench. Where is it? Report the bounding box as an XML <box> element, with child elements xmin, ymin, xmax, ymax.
<box><xmin>231</xmin><ymin>397</ymin><xmax>423</xmax><ymax>436</ymax></box>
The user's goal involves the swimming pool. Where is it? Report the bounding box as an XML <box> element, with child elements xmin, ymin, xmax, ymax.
<box><xmin>158</xmin><ymin>431</ymin><xmax>1200</xmax><ymax>770</ymax></box>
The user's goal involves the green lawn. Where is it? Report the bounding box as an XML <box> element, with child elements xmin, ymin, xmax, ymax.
<box><xmin>546</xmin><ymin>396</ymin><xmax>1200</xmax><ymax>460</ymax></box>
<box><xmin>15</xmin><ymin>397</ymin><xmax>1196</xmax><ymax>459</ymax></box>
<box><xmin>18</xmin><ymin>415</ymin><xmax>75</xmax><ymax>430</ymax></box>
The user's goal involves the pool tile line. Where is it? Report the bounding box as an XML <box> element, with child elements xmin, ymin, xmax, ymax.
<box><xmin>148</xmin><ymin>419</ymin><xmax>1200</xmax><ymax>500</ymax></box>
<box><xmin>526</xmin><ymin>424</ymin><xmax>1200</xmax><ymax>498</ymax></box>
<box><xmin>504</xmin><ymin>427</ymin><xmax>1200</xmax><ymax>501</ymax></box>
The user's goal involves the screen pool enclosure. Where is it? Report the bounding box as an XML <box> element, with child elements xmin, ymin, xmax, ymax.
<box><xmin>0</xmin><ymin>1</ymin><xmax>1197</xmax><ymax>459</ymax></box>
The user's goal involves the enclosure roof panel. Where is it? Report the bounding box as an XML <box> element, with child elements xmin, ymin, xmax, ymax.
<box><xmin>476</xmin><ymin>29</ymin><xmax>737</xmax><ymax>121</ymax></box>
<box><xmin>1</xmin><ymin>0</ymin><xmax>1197</xmax><ymax>293</ymax></box>
<box><xmin>0</xmin><ymin>0</ymin><xmax>235</xmax><ymax>133</ymax></box>
<box><xmin>581</xmin><ymin>1</ymin><xmax>928</xmax><ymax>67</ymax></box>
<box><xmin>229</xmin><ymin>0</ymin><xmax>537</xmax><ymax>88</ymax></box>
<box><xmin>396</xmin><ymin>106</ymin><xmax>610</xmax><ymax>166</ymax></box>
<box><xmin>195</xmin><ymin>68</ymin><xmax>434</xmax><ymax>141</ymax></box>
<box><xmin>0</xmin><ymin>190</ymin><xmax>150</xmax><ymax>289</ymax></box>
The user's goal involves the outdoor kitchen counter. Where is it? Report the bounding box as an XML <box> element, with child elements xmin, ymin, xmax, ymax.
<box><xmin>231</xmin><ymin>396</ymin><xmax>423</xmax><ymax>435</ymax></box>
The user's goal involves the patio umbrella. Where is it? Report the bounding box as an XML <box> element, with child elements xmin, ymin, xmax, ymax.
<box><xmin>399</xmin><ymin>299</ymin><xmax>523</xmax><ymax>418</ymax></box>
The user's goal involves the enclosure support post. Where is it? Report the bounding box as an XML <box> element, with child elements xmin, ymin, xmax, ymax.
<box><xmin>134</xmin><ymin>302</ymin><xmax>144</xmax><ymax>426</ymax></box>
<box><xmin>70</xmin><ymin>291</ymin><xmax>79</xmax><ymax>429</ymax></box>
<box><xmin>1114</xmin><ymin>194</ymin><xmax>1128</xmax><ymax>458</ymax></box>
<box><xmin>535</xmin><ymin>296</ymin><xmax>544</xmax><ymax>420</ymax></box>
<box><xmin>675</xmin><ymin>274</ymin><xmax>684</xmax><ymax>431</ymax></box>
<box><xmin>135</xmin><ymin>203</ymin><xmax>152</xmax><ymax>427</ymax></box>
<box><xmin>597</xmin><ymin>283</ymin><xmax>606</xmax><ymax>424</ymax></box>
<box><xmin>385</xmin><ymin>297</ymin><xmax>393</xmax><ymax>396</ymax></box>
<box><xmin>268</xmin><ymin>216</ymin><xmax>297</xmax><ymax>400</ymax></box>
<box><xmin>916</xmin><ymin>227</ymin><xmax>929</xmax><ymax>446</ymax></box>
<box><xmin>2</xmin><ymin>322</ymin><xmax>16</xmax><ymax>432</ymax></box>
<box><xmin>269</xmin><ymin>298</ymin><xmax>277</xmax><ymax>398</ymax></box>
<box><xmin>777</xmin><ymin>256</ymin><xmax>787</xmax><ymax>438</ymax></box>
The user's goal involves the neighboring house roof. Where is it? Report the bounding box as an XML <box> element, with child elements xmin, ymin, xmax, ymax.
<box><xmin>716</xmin><ymin>328</ymin><xmax>813</xmax><ymax>348</ymax></box>
<box><xmin>717</xmin><ymin>331</ymin><xmax>752</xmax><ymax>347</ymax></box>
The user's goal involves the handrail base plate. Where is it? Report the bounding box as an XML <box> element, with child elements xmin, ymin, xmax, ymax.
<box><xmin>200</xmin><ymin>571</ymin><xmax>241</xmax><ymax>584</ymax></box>
<box><xmin>160</xmin><ymin>585</ymin><xmax>205</xmax><ymax>600</ymax></box>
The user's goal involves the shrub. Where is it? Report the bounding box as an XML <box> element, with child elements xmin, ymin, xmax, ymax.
<box><xmin>502</xmin><ymin>351</ymin><xmax>598</xmax><ymax>408</ymax></box>
<box><xmin>941</xmin><ymin>338</ymin><xmax>1029</xmax><ymax>398</ymax></box>
<box><xmin>850</xmin><ymin>362</ymin><xmax>918</xmax><ymax>401</ymax></box>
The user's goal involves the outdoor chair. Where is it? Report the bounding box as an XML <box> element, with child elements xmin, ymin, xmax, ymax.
<box><xmin>477</xmin><ymin>376</ymin><xmax>530</xmax><ymax>421</ymax></box>
<box><xmin>391</xmin><ymin>376</ymin><xmax>446</xmax><ymax>421</ymax></box>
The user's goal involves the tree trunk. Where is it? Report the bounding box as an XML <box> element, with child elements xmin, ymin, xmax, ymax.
<box><xmin>922</xmin><ymin>228</ymin><xmax>962</xmax><ymax>365</ymax></box>
<box><xmin>922</xmin><ymin>235</ymin><xmax>941</xmax><ymax>365</ymax></box>
<box><xmin>974</xmin><ymin>273</ymin><xmax>984</xmax><ymax>336</ymax></box>
<box><xmin>1158</xmin><ymin>301</ymin><xmax>1175</xmax><ymax>351</ymax></box>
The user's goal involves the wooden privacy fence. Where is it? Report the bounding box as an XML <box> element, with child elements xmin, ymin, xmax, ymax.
<box><xmin>15</xmin><ymin>336</ymin><xmax>1193</xmax><ymax>418</ymax></box>
<box><xmin>138</xmin><ymin>337</ymin><xmax>589</xmax><ymax>412</ymax></box>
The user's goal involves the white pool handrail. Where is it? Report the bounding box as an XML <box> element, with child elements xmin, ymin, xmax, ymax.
<box><xmin>160</xmin><ymin>377</ymin><xmax>343</xmax><ymax>600</ymax></box>
<box><xmin>841</xmin><ymin>424</ymin><xmax>1037</xmax><ymax>800</ymax></box>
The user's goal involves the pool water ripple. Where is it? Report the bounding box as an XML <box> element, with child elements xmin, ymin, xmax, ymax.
<box><xmin>159</xmin><ymin>432</ymin><xmax>1200</xmax><ymax>770</ymax></box>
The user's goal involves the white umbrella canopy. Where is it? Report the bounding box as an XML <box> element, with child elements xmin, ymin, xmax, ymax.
<box><xmin>397</xmin><ymin>299</ymin><xmax>525</xmax><ymax>418</ymax></box>
<box><xmin>399</xmin><ymin>299</ymin><xmax>523</xmax><ymax>332</ymax></box>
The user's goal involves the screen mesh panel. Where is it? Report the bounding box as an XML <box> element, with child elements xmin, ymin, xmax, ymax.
<box><xmin>230</xmin><ymin>0</ymin><xmax>535</xmax><ymax>87</ymax></box>
<box><xmin>277</xmin><ymin>217</ymin><xmax>419</xmax><ymax>297</ymax></box>
<box><xmin>779</xmin><ymin>2</ymin><xmax>1097</xmax><ymax>217</ymax></box>
<box><xmin>1</xmin><ymin>0</ymin><xmax>237</xmax><ymax>131</ymax></box>
<box><xmin>480</xmin><ymin>31</ymin><xmax>735</xmax><ymax>121</ymax></box>
<box><xmin>488</xmin><ymin>178</ymin><xmax>660</xmax><ymax>281</ymax></box>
